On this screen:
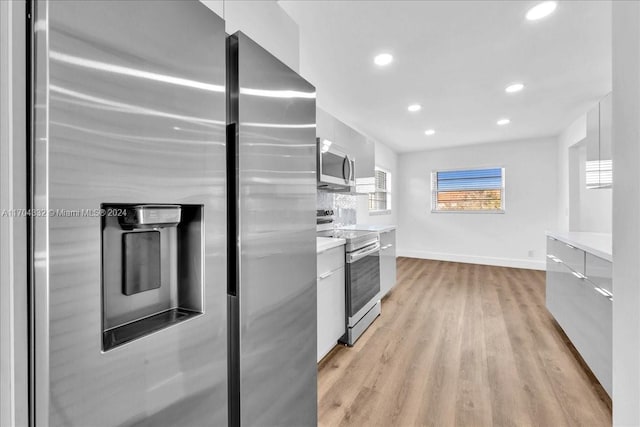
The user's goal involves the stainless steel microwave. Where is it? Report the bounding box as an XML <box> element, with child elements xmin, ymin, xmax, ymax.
<box><xmin>317</xmin><ymin>138</ymin><xmax>356</xmax><ymax>189</ymax></box>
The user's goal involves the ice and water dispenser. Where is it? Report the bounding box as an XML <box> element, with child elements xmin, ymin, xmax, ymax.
<box><xmin>101</xmin><ymin>204</ymin><xmax>203</xmax><ymax>351</ymax></box>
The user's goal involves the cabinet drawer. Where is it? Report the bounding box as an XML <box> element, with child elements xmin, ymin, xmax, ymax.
<box><xmin>580</xmin><ymin>277</ymin><xmax>612</xmax><ymax>396</ymax></box>
<box><xmin>380</xmin><ymin>229</ymin><xmax>396</xmax><ymax>254</ymax></box>
<box><xmin>547</xmin><ymin>236</ymin><xmax>585</xmax><ymax>275</ymax></box>
<box><xmin>585</xmin><ymin>253</ymin><xmax>612</xmax><ymax>294</ymax></box>
<box><xmin>318</xmin><ymin>245</ymin><xmax>345</xmax><ymax>277</ymax></box>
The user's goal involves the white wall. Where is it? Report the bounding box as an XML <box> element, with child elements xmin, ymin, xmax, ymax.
<box><xmin>355</xmin><ymin>140</ymin><xmax>398</xmax><ymax>226</ymax></box>
<box><xmin>200</xmin><ymin>0</ymin><xmax>300</xmax><ymax>72</ymax></box>
<box><xmin>557</xmin><ymin>115</ymin><xmax>586</xmax><ymax>231</ymax></box>
<box><xmin>397</xmin><ymin>137</ymin><xmax>558</xmax><ymax>270</ymax></box>
<box><xmin>612</xmin><ymin>2</ymin><xmax>640</xmax><ymax>425</ymax></box>
<box><xmin>557</xmin><ymin>114</ymin><xmax>612</xmax><ymax>233</ymax></box>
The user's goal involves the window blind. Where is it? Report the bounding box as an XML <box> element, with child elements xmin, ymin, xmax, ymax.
<box><xmin>586</xmin><ymin>160</ymin><xmax>612</xmax><ymax>189</ymax></box>
<box><xmin>369</xmin><ymin>168</ymin><xmax>391</xmax><ymax>211</ymax></box>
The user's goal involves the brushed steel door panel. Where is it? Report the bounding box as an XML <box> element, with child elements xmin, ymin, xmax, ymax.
<box><xmin>32</xmin><ymin>1</ymin><xmax>227</xmax><ymax>426</ymax></box>
<box><xmin>228</xmin><ymin>32</ymin><xmax>317</xmax><ymax>427</ymax></box>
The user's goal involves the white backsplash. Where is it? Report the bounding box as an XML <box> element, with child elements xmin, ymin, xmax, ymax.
<box><xmin>317</xmin><ymin>190</ymin><xmax>357</xmax><ymax>227</ymax></box>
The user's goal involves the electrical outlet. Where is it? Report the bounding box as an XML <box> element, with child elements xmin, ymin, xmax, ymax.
<box><xmin>528</xmin><ymin>250</ymin><xmax>535</xmax><ymax>258</ymax></box>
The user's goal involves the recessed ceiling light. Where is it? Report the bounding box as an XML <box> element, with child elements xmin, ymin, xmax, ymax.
<box><xmin>374</xmin><ymin>53</ymin><xmax>393</xmax><ymax>66</ymax></box>
<box><xmin>505</xmin><ymin>83</ymin><xmax>525</xmax><ymax>93</ymax></box>
<box><xmin>424</xmin><ymin>129</ymin><xmax>436</xmax><ymax>136</ymax></box>
<box><xmin>173</xmin><ymin>126</ymin><xmax>181</xmax><ymax>130</ymax></box>
<box><xmin>497</xmin><ymin>118</ymin><xmax>511</xmax><ymax>126</ymax></box>
<box><xmin>408</xmin><ymin>104</ymin><xmax>422</xmax><ymax>112</ymax></box>
<box><xmin>526</xmin><ymin>1</ymin><xmax>557</xmax><ymax>21</ymax></box>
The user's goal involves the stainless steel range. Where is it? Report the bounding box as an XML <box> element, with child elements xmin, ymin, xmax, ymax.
<box><xmin>317</xmin><ymin>211</ymin><xmax>381</xmax><ymax>345</ymax></box>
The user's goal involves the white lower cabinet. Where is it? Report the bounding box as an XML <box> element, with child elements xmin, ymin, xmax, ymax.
<box><xmin>317</xmin><ymin>245</ymin><xmax>345</xmax><ymax>362</ymax></box>
<box><xmin>379</xmin><ymin>229</ymin><xmax>397</xmax><ymax>298</ymax></box>
<box><xmin>546</xmin><ymin>236</ymin><xmax>612</xmax><ymax>396</ymax></box>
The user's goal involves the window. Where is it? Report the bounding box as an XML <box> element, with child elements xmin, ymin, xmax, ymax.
<box><xmin>586</xmin><ymin>159</ymin><xmax>612</xmax><ymax>189</ymax></box>
<box><xmin>431</xmin><ymin>167</ymin><xmax>505</xmax><ymax>212</ymax></box>
<box><xmin>369</xmin><ymin>168</ymin><xmax>391</xmax><ymax>213</ymax></box>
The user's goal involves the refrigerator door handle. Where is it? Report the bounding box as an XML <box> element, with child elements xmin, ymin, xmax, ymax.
<box><xmin>227</xmin><ymin>122</ymin><xmax>238</xmax><ymax>297</ymax></box>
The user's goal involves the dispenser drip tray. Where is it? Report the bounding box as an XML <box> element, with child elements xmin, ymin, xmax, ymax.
<box><xmin>103</xmin><ymin>308</ymin><xmax>199</xmax><ymax>351</ymax></box>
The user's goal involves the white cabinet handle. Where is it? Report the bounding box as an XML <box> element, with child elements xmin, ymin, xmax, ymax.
<box><xmin>571</xmin><ymin>271</ymin><xmax>586</xmax><ymax>280</ymax></box>
<box><xmin>319</xmin><ymin>270</ymin><xmax>334</xmax><ymax>280</ymax></box>
<box><xmin>565</xmin><ymin>243</ymin><xmax>576</xmax><ymax>249</ymax></box>
<box><xmin>594</xmin><ymin>286</ymin><xmax>613</xmax><ymax>300</ymax></box>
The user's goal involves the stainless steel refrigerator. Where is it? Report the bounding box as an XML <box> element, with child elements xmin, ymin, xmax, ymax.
<box><xmin>29</xmin><ymin>1</ymin><xmax>317</xmax><ymax>426</ymax></box>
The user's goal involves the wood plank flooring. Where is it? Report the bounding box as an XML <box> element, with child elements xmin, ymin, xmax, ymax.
<box><xmin>317</xmin><ymin>258</ymin><xmax>612</xmax><ymax>427</ymax></box>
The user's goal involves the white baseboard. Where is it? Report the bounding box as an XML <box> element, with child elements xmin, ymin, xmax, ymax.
<box><xmin>397</xmin><ymin>250</ymin><xmax>546</xmax><ymax>271</ymax></box>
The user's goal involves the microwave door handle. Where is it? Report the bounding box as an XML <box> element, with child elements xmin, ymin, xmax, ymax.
<box><xmin>348</xmin><ymin>156</ymin><xmax>354</xmax><ymax>183</ymax></box>
<box><xmin>342</xmin><ymin>157</ymin><xmax>348</xmax><ymax>183</ymax></box>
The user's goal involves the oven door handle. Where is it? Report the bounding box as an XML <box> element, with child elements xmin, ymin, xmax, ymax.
<box><xmin>347</xmin><ymin>243</ymin><xmax>380</xmax><ymax>263</ymax></box>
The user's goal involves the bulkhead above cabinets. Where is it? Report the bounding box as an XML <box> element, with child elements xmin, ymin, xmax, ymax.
<box><xmin>316</xmin><ymin>107</ymin><xmax>375</xmax><ymax>193</ymax></box>
<box><xmin>586</xmin><ymin>92</ymin><xmax>612</xmax><ymax>189</ymax></box>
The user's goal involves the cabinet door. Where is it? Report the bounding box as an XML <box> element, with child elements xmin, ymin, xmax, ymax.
<box><xmin>600</xmin><ymin>92</ymin><xmax>612</xmax><ymax>161</ymax></box>
<box><xmin>333</xmin><ymin>119</ymin><xmax>375</xmax><ymax>183</ymax></box>
<box><xmin>380</xmin><ymin>230</ymin><xmax>397</xmax><ymax>297</ymax></box>
<box><xmin>585</xmin><ymin>103</ymin><xmax>601</xmax><ymax>189</ymax></box>
<box><xmin>586</xmin><ymin>104</ymin><xmax>600</xmax><ymax>163</ymax></box>
<box><xmin>585</xmin><ymin>252</ymin><xmax>612</xmax><ymax>294</ymax></box>
<box><xmin>316</xmin><ymin>107</ymin><xmax>335</xmax><ymax>143</ymax></box>
<box><xmin>354</xmin><ymin>134</ymin><xmax>375</xmax><ymax>181</ymax></box>
<box><xmin>585</xmin><ymin>93</ymin><xmax>613</xmax><ymax>189</ymax></box>
<box><xmin>599</xmin><ymin>92</ymin><xmax>612</xmax><ymax>188</ymax></box>
<box><xmin>317</xmin><ymin>266</ymin><xmax>346</xmax><ymax>362</ymax></box>
<box><xmin>579</xmin><ymin>278</ymin><xmax>612</xmax><ymax>396</ymax></box>
<box><xmin>546</xmin><ymin>255</ymin><xmax>577</xmax><ymax>333</ymax></box>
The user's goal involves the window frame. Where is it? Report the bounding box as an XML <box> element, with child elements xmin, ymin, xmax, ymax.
<box><xmin>369</xmin><ymin>167</ymin><xmax>392</xmax><ymax>215</ymax></box>
<box><xmin>431</xmin><ymin>166</ymin><xmax>506</xmax><ymax>214</ymax></box>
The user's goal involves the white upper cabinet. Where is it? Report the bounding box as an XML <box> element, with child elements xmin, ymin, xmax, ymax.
<box><xmin>585</xmin><ymin>92</ymin><xmax>612</xmax><ymax>189</ymax></box>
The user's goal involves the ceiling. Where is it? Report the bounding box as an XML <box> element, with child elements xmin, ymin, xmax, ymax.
<box><xmin>279</xmin><ymin>1</ymin><xmax>612</xmax><ymax>153</ymax></box>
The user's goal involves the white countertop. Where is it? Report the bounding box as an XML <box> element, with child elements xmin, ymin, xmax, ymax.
<box><xmin>546</xmin><ymin>231</ymin><xmax>612</xmax><ymax>262</ymax></box>
<box><xmin>340</xmin><ymin>224</ymin><xmax>397</xmax><ymax>233</ymax></box>
<box><xmin>316</xmin><ymin>237</ymin><xmax>346</xmax><ymax>253</ymax></box>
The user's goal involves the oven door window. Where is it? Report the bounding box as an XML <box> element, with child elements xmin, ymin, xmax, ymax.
<box><xmin>347</xmin><ymin>252</ymin><xmax>381</xmax><ymax>316</ymax></box>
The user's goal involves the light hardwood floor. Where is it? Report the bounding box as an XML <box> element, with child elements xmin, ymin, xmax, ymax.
<box><xmin>317</xmin><ymin>258</ymin><xmax>612</xmax><ymax>427</ymax></box>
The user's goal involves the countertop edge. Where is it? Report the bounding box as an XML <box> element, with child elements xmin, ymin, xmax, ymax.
<box><xmin>546</xmin><ymin>231</ymin><xmax>612</xmax><ymax>262</ymax></box>
<box><xmin>316</xmin><ymin>237</ymin><xmax>346</xmax><ymax>253</ymax></box>
<box><xmin>340</xmin><ymin>224</ymin><xmax>397</xmax><ymax>233</ymax></box>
